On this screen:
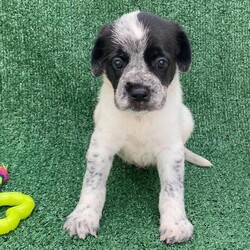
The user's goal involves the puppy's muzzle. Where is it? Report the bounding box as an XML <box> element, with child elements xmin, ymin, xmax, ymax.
<box><xmin>126</xmin><ymin>82</ymin><xmax>150</xmax><ymax>102</ymax></box>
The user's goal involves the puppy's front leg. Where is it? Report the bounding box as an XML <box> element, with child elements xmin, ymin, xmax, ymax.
<box><xmin>64</xmin><ymin>132</ymin><xmax>115</xmax><ymax>239</ymax></box>
<box><xmin>157</xmin><ymin>146</ymin><xmax>193</xmax><ymax>244</ymax></box>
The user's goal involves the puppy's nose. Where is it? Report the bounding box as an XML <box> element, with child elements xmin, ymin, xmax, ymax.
<box><xmin>126</xmin><ymin>83</ymin><xmax>149</xmax><ymax>102</ymax></box>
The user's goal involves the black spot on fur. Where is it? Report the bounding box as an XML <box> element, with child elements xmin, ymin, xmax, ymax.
<box><xmin>91</xmin><ymin>24</ymin><xmax>130</xmax><ymax>89</ymax></box>
<box><xmin>164</xmin><ymin>184</ymin><xmax>176</xmax><ymax>197</ymax></box>
<box><xmin>138</xmin><ymin>12</ymin><xmax>191</xmax><ymax>82</ymax></box>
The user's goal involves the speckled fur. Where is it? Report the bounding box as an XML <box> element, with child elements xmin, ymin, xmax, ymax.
<box><xmin>64</xmin><ymin>11</ymin><xmax>211</xmax><ymax>244</ymax></box>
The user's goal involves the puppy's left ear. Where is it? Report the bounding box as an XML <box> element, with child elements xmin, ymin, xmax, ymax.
<box><xmin>176</xmin><ymin>28</ymin><xmax>192</xmax><ymax>72</ymax></box>
<box><xmin>91</xmin><ymin>24</ymin><xmax>112</xmax><ymax>77</ymax></box>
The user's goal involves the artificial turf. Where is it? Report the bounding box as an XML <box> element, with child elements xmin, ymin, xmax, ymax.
<box><xmin>1</xmin><ymin>0</ymin><xmax>249</xmax><ymax>249</ymax></box>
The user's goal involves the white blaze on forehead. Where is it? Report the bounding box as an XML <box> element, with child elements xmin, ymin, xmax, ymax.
<box><xmin>112</xmin><ymin>11</ymin><xmax>148</xmax><ymax>47</ymax></box>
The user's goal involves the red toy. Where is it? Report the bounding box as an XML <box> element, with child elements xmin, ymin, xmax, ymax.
<box><xmin>0</xmin><ymin>164</ymin><xmax>9</xmax><ymax>185</ymax></box>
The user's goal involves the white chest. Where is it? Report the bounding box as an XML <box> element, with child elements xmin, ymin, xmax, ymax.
<box><xmin>117</xmin><ymin>121</ymin><xmax>157</xmax><ymax>167</ymax></box>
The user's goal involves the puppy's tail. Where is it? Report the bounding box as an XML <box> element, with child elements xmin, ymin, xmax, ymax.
<box><xmin>184</xmin><ymin>148</ymin><xmax>212</xmax><ymax>167</ymax></box>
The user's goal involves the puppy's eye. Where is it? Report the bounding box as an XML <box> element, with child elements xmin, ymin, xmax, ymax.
<box><xmin>112</xmin><ymin>57</ymin><xmax>124</xmax><ymax>70</ymax></box>
<box><xmin>155</xmin><ymin>58</ymin><xmax>168</xmax><ymax>70</ymax></box>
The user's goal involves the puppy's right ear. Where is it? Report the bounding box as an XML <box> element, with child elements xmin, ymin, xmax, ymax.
<box><xmin>91</xmin><ymin>24</ymin><xmax>113</xmax><ymax>77</ymax></box>
<box><xmin>176</xmin><ymin>27</ymin><xmax>192</xmax><ymax>72</ymax></box>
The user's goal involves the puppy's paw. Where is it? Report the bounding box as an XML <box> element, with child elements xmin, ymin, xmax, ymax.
<box><xmin>64</xmin><ymin>207</ymin><xmax>100</xmax><ymax>239</ymax></box>
<box><xmin>160</xmin><ymin>217</ymin><xmax>193</xmax><ymax>244</ymax></box>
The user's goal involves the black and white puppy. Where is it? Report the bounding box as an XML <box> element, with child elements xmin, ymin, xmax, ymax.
<box><xmin>64</xmin><ymin>11</ymin><xmax>211</xmax><ymax>244</ymax></box>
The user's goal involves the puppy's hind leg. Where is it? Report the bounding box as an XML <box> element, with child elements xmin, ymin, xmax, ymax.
<box><xmin>180</xmin><ymin>105</ymin><xmax>194</xmax><ymax>144</ymax></box>
<box><xmin>181</xmin><ymin>105</ymin><xmax>212</xmax><ymax>167</ymax></box>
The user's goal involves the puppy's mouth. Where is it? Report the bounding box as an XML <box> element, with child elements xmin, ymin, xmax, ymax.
<box><xmin>128</xmin><ymin>101</ymin><xmax>153</xmax><ymax>112</ymax></box>
<box><xmin>115</xmin><ymin>98</ymin><xmax>166</xmax><ymax>112</ymax></box>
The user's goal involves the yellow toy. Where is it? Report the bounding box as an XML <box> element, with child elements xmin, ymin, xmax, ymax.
<box><xmin>0</xmin><ymin>165</ymin><xmax>35</xmax><ymax>235</ymax></box>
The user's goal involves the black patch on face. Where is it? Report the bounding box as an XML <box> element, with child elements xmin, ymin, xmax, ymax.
<box><xmin>104</xmin><ymin>49</ymin><xmax>129</xmax><ymax>89</ymax></box>
<box><xmin>143</xmin><ymin>45</ymin><xmax>177</xmax><ymax>85</ymax></box>
<box><xmin>91</xmin><ymin>24</ymin><xmax>129</xmax><ymax>89</ymax></box>
<box><xmin>137</xmin><ymin>12</ymin><xmax>192</xmax><ymax>84</ymax></box>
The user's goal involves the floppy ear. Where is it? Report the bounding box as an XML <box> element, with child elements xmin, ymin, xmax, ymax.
<box><xmin>176</xmin><ymin>29</ymin><xmax>192</xmax><ymax>72</ymax></box>
<box><xmin>91</xmin><ymin>24</ymin><xmax>112</xmax><ymax>77</ymax></box>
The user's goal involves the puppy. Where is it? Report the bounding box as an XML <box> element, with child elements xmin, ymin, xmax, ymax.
<box><xmin>64</xmin><ymin>11</ymin><xmax>211</xmax><ymax>244</ymax></box>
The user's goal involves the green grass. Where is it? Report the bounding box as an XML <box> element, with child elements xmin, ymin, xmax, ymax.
<box><xmin>1</xmin><ymin>0</ymin><xmax>249</xmax><ymax>249</ymax></box>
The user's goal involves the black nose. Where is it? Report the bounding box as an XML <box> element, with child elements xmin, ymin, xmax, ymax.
<box><xmin>126</xmin><ymin>83</ymin><xmax>149</xmax><ymax>102</ymax></box>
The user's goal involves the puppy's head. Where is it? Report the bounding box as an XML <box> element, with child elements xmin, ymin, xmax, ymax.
<box><xmin>91</xmin><ymin>11</ymin><xmax>191</xmax><ymax>112</ymax></box>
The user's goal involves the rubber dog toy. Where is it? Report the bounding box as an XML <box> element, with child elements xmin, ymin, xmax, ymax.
<box><xmin>0</xmin><ymin>192</ymin><xmax>35</xmax><ymax>235</ymax></box>
<box><xmin>0</xmin><ymin>164</ymin><xmax>9</xmax><ymax>185</ymax></box>
<box><xmin>0</xmin><ymin>165</ymin><xmax>35</xmax><ymax>235</ymax></box>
